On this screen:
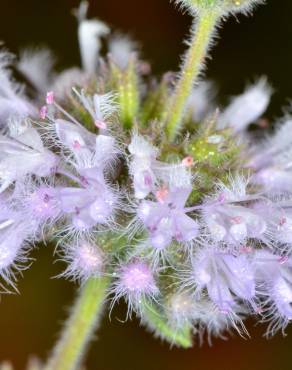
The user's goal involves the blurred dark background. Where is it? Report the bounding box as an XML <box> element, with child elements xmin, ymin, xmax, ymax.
<box><xmin>0</xmin><ymin>1</ymin><xmax>292</xmax><ymax>369</ymax></box>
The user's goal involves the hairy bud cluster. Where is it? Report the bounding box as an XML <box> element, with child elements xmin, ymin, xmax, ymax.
<box><xmin>176</xmin><ymin>0</ymin><xmax>264</xmax><ymax>15</ymax></box>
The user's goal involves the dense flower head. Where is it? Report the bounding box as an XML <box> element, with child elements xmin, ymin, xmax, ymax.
<box><xmin>1</xmin><ymin>0</ymin><xmax>292</xmax><ymax>351</ymax></box>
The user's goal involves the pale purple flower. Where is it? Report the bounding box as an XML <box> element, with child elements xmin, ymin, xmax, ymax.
<box><xmin>202</xmin><ymin>202</ymin><xmax>267</xmax><ymax>245</ymax></box>
<box><xmin>129</xmin><ymin>134</ymin><xmax>193</xmax><ymax>200</ymax></box>
<box><xmin>55</xmin><ymin>118</ymin><xmax>96</xmax><ymax>158</ymax></box>
<box><xmin>202</xmin><ymin>176</ymin><xmax>268</xmax><ymax>245</ymax></box>
<box><xmin>137</xmin><ymin>186</ymin><xmax>199</xmax><ymax>249</ymax></box>
<box><xmin>58</xmin><ymin>167</ymin><xmax>116</xmax><ymax>231</ymax></box>
<box><xmin>193</xmin><ymin>249</ymin><xmax>256</xmax><ymax>314</ymax></box>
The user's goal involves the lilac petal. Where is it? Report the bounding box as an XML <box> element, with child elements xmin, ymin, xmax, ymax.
<box><xmin>89</xmin><ymin>197</ymin><xmax>114</xmax><ymax>224</ymax></box>
<box><xmin>58</xmin><ymin>187</ymin><xmax>95</xmax><ymax>213</ymax></box>
<box><xmin>167</xmin><ymin>186</ymin><xmax>192</xmax><ymax>209</ymax></box>
<box><xmin>72</xmin><ymin>209</ymin><xmax>96</xmax><ymax>230</ymax></box>
<box><xmin>137</xmin><ymin>201</ymin><xmax>166</xmax><ymax>231</ymax></box>
<box><xmin>79</xmin><ymin>167</ymin><xmax>105</xmax><ymax>184</ymax></box>
<box><xmin>221</xmin><ymin>254</ymin><xmax>256</xmax><ymax>301</ymax></box>
<box><xmin>174</xmin><ymin>213</ymin><xmax>199</xmax><ymax>242</ymax></box>
<box><xmin>207</xmin><ymin>275</ymin><xmax>236</xmax><ymax>313</ymax></box>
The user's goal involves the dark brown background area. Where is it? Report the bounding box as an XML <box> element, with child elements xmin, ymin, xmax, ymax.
<box><xmin>0</xmin><ymin>1</ymin><xmax>292</xmax><ymax>369</ymax></box>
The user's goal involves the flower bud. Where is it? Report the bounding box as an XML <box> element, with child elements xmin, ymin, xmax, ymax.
<box><xmin>60</xmin><ymin>239</ymin><xmax>104</xmax><ymax>283</ymax></box>
<box><xmin>113</xmin><ymin>260</ymin><xmax>159</xmax><ymax>311</ymax></box>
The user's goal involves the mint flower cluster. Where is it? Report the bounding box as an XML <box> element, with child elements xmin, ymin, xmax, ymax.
<box><xmin>2</xmin><ymin>0</ymin><xmax>291</xmax><ymax>369</ymax></box>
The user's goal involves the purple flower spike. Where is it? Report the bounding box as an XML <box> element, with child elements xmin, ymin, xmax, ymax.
<box><xmin>138</xmin><ymin>186</ymin><xmax>199</xmax><ymax>249</ymax></box>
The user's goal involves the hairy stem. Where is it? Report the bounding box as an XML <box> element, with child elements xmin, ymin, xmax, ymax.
<box><xmin>44</xmin><ymin>277</ymin><xmax>109</xmax><ymax>370</ymax></box>
<box><xmin>165</xmin><ymin>10</ymin><xmax>220</xmax><ymax>141</ymax></box>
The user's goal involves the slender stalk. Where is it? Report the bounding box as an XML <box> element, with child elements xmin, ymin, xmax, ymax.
<box><xmin>44</xmin><ymin>277</ymin><xmax>109</xmax><ymax>370</ymax></box>
<box><xmin>165</xmin><ymin>10</ymin><xmax>220</xmax><ymax>141</ymax></box>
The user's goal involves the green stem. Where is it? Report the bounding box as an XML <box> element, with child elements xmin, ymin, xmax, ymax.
<box><xmin>44</xmin><ymin>277</ymin><xmax>109</xmax><ymax>370</ymax></box>
<box><xmin>165</xmin><ymin>10</ymin><xmax>220</xmax><ymax>141</ymax></box>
